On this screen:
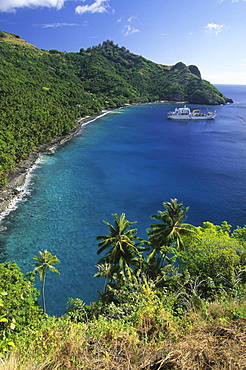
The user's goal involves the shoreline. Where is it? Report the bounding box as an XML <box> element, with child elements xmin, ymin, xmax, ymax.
<box><xmin>0</xmin><ymin>100</ymin><xmax>180</xmax><ymax>218</ymax></box>
<box><xmin>0</xmin><ymin>111</ymin><xmax>111</xmax><ymax>217</ymax></box>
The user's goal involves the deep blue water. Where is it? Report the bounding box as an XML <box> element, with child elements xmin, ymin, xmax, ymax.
<box><xmin>1</xmin><ymin>84</ymin><xmax>246</xmax><ymax>316</ymax></box>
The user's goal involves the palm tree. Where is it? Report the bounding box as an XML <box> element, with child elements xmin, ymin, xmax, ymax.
<box><xmin>147</xmin><ymin>199</ymin><xmax>194</xmax><ymax>274</ymax></box>
<box><xmin>96</xmin><ymin>213</ymin><xmax>143</xmax><ymax>275</ymax></box>
<box><xmin>28</xmin><ymin>250</ymin><xmax>60</xmax><ymax>314</ymax></box>
<box><xmin>148</xmin><ymin>199</ymin><xmax>192</xmax><ymax>250</ymax></box>
<box><xmin>94</xmin><ymin>262</ymin><xmax>117</xmax><ymax>293</ymax></box>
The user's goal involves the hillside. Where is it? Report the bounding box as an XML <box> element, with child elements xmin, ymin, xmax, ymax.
<box><xmin>78</xmin><ymin>41</ymin><xmax>232</xmax><ymax>105</ymax></box>
<box><xmin>0</xmin><ymin>32</ymin><xmax>232</xmax><ymax>186</ymax></box>
<box><xmin>0</xmin><ymin>205</ymin><xmax>246</xmax><ymax>369</ymax></box>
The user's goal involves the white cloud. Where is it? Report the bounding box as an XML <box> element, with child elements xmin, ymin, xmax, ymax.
<box><xmin>127</xmin><ymin>16</ymin><xmax>136</xmax><ymax>22</ymax></box>
<box><xmin>123</xmin><ymin>24</ymin><xmax>139</xmax><ymax>36</ymax></box>
<box><xmin>75</xmin><ymin>0</ymin><xmax>109</xmax><ymax>14</ymax></box>
<box><xmin>0</xmin><ymin>0</ymin><xmax>111</xmax><ymax>13</ymax></box>
<box><xmin>0</xmin><ymin>0</ymin><xmax>65</xmax><ymax>12</ymax></box>
<box><xmin>121</xmin><ymin>15</ymin><xmax>139</xmax><ymax>36</ymax></box>
<box><xmin>205</xmin><ymin>22</ymin><xmax>225</xmax><ymax>35</ymax></box>
<box><xmin>219</xmin><ymin>0</ymin><xmax>246</xmax><ymax>3</ymax></box>
<box><xmin>42</xmin><ymin>22</ymin><xmax>79</xmax><ymax>28</ymax></box>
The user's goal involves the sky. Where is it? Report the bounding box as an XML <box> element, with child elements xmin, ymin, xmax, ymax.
<box><xmin>0</xmin><ymin>0</ymin><xmax>246</xmax><ymax>84</ymax></box>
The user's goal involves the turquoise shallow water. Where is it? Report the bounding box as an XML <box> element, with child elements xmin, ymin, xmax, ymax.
<box><xmin>1</xmin><ymin>84</ymin><xmax>246</xmax><ymax>316</ymax></box>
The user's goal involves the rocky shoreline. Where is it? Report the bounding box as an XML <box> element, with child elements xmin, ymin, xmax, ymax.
<box><xmin>0</xmin><ymin>115</ymin><xmax>97</xmax><ymax>216</ymax></box>
<box><xmin>0</xmin><ymin>102</ymin><xmax>184</xmax><ymax>216</ymax></box>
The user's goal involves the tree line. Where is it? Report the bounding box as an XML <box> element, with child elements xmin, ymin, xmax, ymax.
<box><xmin>0</xmin><ymin>198</ymin><xmax>245</xmax><ymax>367</ymax></box>
<box><xmin>93</xmin><ymin>199</ymin><xmax>246</xmax><ymax>306</ymax></box>
<box><xmin>0</xmin><ymin>33</ymin><xmax>232</xmax><ymax>186</ymax></box>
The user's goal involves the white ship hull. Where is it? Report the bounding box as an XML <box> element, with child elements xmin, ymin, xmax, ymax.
<box><xmin>168</xmin><ymin>113</ymin><xmax>216</xmax><ymax>120</ymax></box>
<box><xmin>167</xmin><ymin>106</ymin><xmax>216</xmax><ymax>120</ymax></box>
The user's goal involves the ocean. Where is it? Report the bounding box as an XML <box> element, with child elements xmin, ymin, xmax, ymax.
<box><xmin>1</xmin><ymin>84</ymin><xmax>246</xmax><ymax>316</ymax></box>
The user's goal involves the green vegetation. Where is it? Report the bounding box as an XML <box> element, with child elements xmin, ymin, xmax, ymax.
<box><xmin>0</xmin><ymin>262</ymin><xmax>43</xmax><ymax>356</ymax></box>
<box><xmin>0</xmin><ymin>199</ymin><xmax>245</xmax><ymax>369</ymax></box>
<box><xmin>0</xmin><ymin>32</ymin><xmax>232</xmax><ymax>187</ymax></box>
<box><xmin>28</xmin><ymin>250</ymin><xmax>60</xmax><ymax>314</ymax></box>
<box><xmin>96</xmin><ymin>213</ymin><xmax>145</xmax><ymax>278</ymax></box>
<box><xmin>0</xmin><ymin>29</ymin><xmax>241</xmax><ymax>368</ymax></box>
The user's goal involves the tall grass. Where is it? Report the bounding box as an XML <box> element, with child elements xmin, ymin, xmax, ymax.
<box><xmin>1</xmin><ymin>298</ymin><xmax>245</xmax><ymax>369</ymax></box>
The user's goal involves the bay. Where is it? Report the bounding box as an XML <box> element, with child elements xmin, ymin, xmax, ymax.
<box><xmin>1</xmin><ymin>84</ymin><xmax>246</xmax><ymax>316</ymax></box>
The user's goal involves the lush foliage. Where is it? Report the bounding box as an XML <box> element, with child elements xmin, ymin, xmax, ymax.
<box><xmin>0</xmin><ymin>33</ymin><xmax>231</xmax><ymax>186</ymax></box>
<box><xmin>92</xmin><ymin>200</ymin><xmax>246</xmax><ymax>312</ymax></box>
<box><xmin>0</xmin><ymin>262</ymin><xmax>42</xmax><ymax>355</ymax></box>
<box><xmin>0</xmin><ymin>200</ymin><xmax>246</xmax><ymax>368</ymax></box>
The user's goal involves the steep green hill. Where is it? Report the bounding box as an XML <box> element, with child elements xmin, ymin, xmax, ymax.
<box><xmin>0</xmin><ymin>32</ymin><xmax>231</xmax><ymax>186</ymax></box>
<box><xmin>78</xmin><ymin>41</ymin><xmax>231</xmax><ymax>105</ymax></box>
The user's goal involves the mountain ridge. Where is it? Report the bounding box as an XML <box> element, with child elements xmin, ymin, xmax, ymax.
<box><xmin>0</xmin><ymin>32</ymin><xmax>232</xmax><ymax>186</ymax></box>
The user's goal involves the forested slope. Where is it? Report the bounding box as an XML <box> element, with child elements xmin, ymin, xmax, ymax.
<box><xmin>0</xmin><ymin>32</ymin><xmax>231</xmax><ymax>186</ymax></box>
